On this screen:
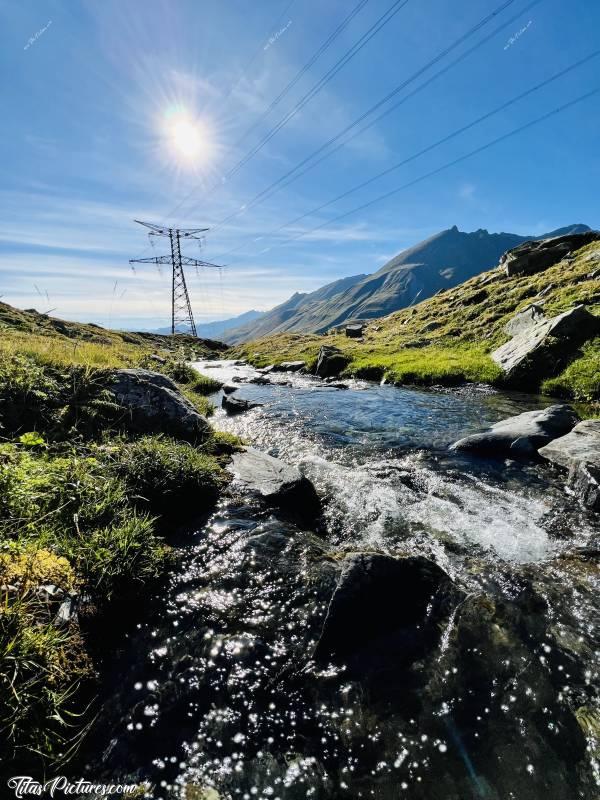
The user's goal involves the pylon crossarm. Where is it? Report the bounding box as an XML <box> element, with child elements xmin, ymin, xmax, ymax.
<box><xmin>180</xmin><ymin>257</ymin><xmax>225</xmax><ymax>268</ymax></box>
<box><xmin>129</xmin><ymin>256</ymin><xmax>172</xmax><ymax>265</ymax></box>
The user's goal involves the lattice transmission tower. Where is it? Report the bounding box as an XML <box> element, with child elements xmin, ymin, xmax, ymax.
<box><xmin>129</xmin><ymin>220</ymin><xmax>224</xmax><ymax>336</ymax></box>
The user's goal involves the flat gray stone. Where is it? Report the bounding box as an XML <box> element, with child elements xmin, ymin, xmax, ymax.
<box><xmin>492</xmin><ymin>305</ymin><xmax>600</xmax><ymax>382</ymax></box>
<box><xmin>539</xmin><ymin>420</ymin><xmax>600</xmax><ymax>512</ymax></box>
<box><xmin>229</xmin><ymin>447</ymin><xmax>320</xmax><ymax>521</ymax></box>
<box><xmin>504</xmin><ymin>304</ymin><xmax>546</xmax><ymax>337</ymax></box>
<box><xmin>277</xmin><ymin>361</ymin><xmax>306</xmax><ymax>372</ymax></box>
<box><xmin>450</xmin><ymin>404</ymin><xmax>580</xmax><ymax>458</ymax></box>
<box><xmin>538</xmin><ymin>420</ymin><xmax>600</xmax><ymax>470</ymax></box>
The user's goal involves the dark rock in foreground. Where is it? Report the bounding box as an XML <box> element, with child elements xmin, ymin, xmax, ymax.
<box><xmin>315</xmin><ymin>553</ymin><xmax>459</xmax><ymax>672</ymax></box>
<box><xmin>539</xmin><ymin>420</ymin><xmax>600</xmax><ymax>511</ymax></box>
<box><xmin>501</xmin><ymin>231</ymin><xmax>600</xmax><ymax>277</ymax></box>
<box><xmin>450</xmin><ymin>404</ymin><xmax>579</xmax><ymax>458</ymax></box>
<box><xmin>111</xmin><ymin>369</ymin><xmax>210</xmax><ymax>441</ymax></box>
<box><xmin>221</xmin><ymin>395</ymin><xmax>261</xmax><ymax>415</ymax></box>
<box><xmin>492</xmin><ymin>305</ymin><xmax>600</xmax><ymax>383</ymax></box>
<box><xmin>228</xmin><ymin>447</ymin><xmax>320</xmax><ymax>521</ymax></box>
<box><xmin>314</xmin><ymin>345</ymin><xmax>350</xmax><ymax>378</ymax></box>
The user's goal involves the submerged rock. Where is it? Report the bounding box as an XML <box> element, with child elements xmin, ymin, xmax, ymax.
<box><xmin>228</xmin><ymin>447</ymin><xmax>320</xmax><ymax>521</ymax></box>
<box><xmin>492</xmin><ymin>305</ymin><xmax>600</xmax><ymax>383</ymax></box>
<box><xmin>110</xmin><ymin>369</ymin><xmax>210</xmax><ymax>442</ymax></box>
<box><xmin>314</xmin><ymin>345</ymin><xmax>350</xmax><ymax>378</ymax></box>
<box><xmin>500</xmin><ymin>231</ymin><xmax>600</xmax><ymax>277</ymax></box>
<box><xmin>539</xmin><ymin>420</ymin><xmax>600</xmax><ymax>511</ymax></box>
<box><xmin>450</xmin><ymin>404</ymin><xmax>579</xmax><ymax>458</ymax></box>
<box><xmin>315</xmin><ymin>553</ymin><xmax>459</xmax><ymax>671</ymax></box>
<box><xmin>221</xmin><ymin>395</ymin><xmax>261</xmax><ymax>415</ymax></box>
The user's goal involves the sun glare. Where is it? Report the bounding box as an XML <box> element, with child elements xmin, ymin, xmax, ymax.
<box><xmin>162</xmin><ymin>106</ymin><xmax>214</xmax><ymax>167</ymax></box>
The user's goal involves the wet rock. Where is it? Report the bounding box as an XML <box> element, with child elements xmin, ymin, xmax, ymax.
<box><xmin>500</xmin><ymin>231</ymin><xmax>600</xmax><ymax>277</ymax></box>
<box><xmin>110</xmin><ymin>369</ymin><xmax>210</xmax><ymax>442</ymax></box>
<box><xmin>568</xmin><ymin>463</ymin><xmax>600</xmax><ymax>512</ymax></box>
<box><xmin>221</xmin><ymin>395</ymin><xmax>261</xmax><ymax>415</ymax></box>
<box><xmin>256</xmin><ymin>365</ymin><xmax>276</xmax><ymax>374</ymax></box>
<box><xmin>538</xmin><ymin>420</ymin><xmax>600</xmax><ymax>511</ymax></box>
<box><xmin>491</xmin><ymin>305</ymin><xmax>600</xmax><ymax>383</ymax></box>
<box><xmin>314</xmin><ymin>345</ymin><xmax>350</xmax><ymax>378</ymax></box>
<box><xmin>315</xmin><ymin>553</ymin><xmax>458</xmax><ymax>670</ymax></box>
<box><xmin>228</xmin><ymin>447</ymin><xmax>320</xmax><ymax>522</ymax></box>
<box><xmin>450</xmin><ymin>404</ymin><xmax>579</xmax><ymax>458</ymax></box>
<box><xmin>504</xmin><ymin>303</ymin><xmax>546</xmax><ymax>336</ymax></box>
<box><xmin>249</xmin><ymin>375</ymin><xmax>271</xmax><ymax>385</ymax></box>
<box><xmin>275</xmin><ymin>361</ymin><xmax>306</xmax><ymax>372</ymax></box>
<box><xmin>221</xmin><ymin>383</ymin><xmax>238</xmax><ymax>394</ymax></box>
<box><xmin>538</xmin><ymin>419</ymin><xmax>600</xmax><ymax>470</ymax></box>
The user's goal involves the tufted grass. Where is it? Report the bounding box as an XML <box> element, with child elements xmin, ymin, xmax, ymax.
<box><xmin>0</xmin><ymin>311</ymin><xmax>235</xmax><ymax>769</ymax></box>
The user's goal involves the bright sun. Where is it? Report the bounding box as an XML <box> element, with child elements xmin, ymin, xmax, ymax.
<box><xmin>170</xmin><ymin>116</ymin><xmax>202</xmax><ymax>159</ymax></box>
<box><xmin>162</xmin><ymin>107</ymin><xmax>213</xmax><ymax>167</ymax></box>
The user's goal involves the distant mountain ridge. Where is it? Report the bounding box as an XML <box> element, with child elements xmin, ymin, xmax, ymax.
<box><xmin>225</xmin><ymin>224</ymin><xmax>591</xmax><ymax>344</ymax></box>
<box><xmin>153</xmin><ymin>309</ymin><xmax>265</xmax><ymax>340</ymax></box>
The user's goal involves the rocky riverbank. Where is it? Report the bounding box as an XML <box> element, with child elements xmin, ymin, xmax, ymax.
<box><xmin>77</xmin><ymin>358</ymin><xmax>599</xmax><ymax>799</ymax></box>
<box><xmin>231</xmin><ymin>233</ymin><xmax>600</xmax><ymax>410</ymax></box>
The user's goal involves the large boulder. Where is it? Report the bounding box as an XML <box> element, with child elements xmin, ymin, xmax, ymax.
<box><xmin>500</xmin><ymin>231</ymin><xmax>600</xmax><ymax>277</ymax></box>
<box><xmin>228</xmin><ymin>447</ymin><xmax>320</xmax><ymax>522</ymax></box>
<box><xmin>314</xmin><ymin>345</ymin><xmax>350</xmax><ymax>378</ymax></box>
<box><xmin>492</xmin><ymin>305</ymin><xmax>600</xmax><ymax>383</ymax></box>
<box><xmin>538</xmin><ymin>420</ymin><xmax>600</xmax><ymax>511</ymax></box>
<box><xmin>450</xmin><ymin>404</ymin><xmax>579</xmax><ymax>458</ymax></box>
<box><xmin>110</xmin><ymin>369</ymin><xmax>210</xmax><ymax>441</ymax></box>
<box><xmin>314</xmin><ymin>553</ymin><xmax>459</xmax><ymax>671</ymax></box>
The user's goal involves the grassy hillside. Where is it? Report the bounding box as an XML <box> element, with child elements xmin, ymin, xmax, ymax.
<box><xmin>233</xmin><ymin>240</ymin><xmax>600</xmax><ymax>406</ymax></box>
<box><xmin>226</xmin><ymin>224</ymin><xmax>591</xmax><ymax>344</ymax></box>
<box><xmin>0</xmin><ymin>307</ymin><xmax>235</xmax><ymax>773</ymax></box>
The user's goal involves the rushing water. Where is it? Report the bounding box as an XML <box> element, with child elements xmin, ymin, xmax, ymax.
<box><xmin>84</xmin><ymin>361</ymin><xmax>599</xmax><ymax>800</ymax></box>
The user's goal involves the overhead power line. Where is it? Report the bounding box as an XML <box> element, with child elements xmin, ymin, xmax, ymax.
<box><xmin>166</xmin><ymin>0</ymin><xmax>410</xmax><ymax>233</ymax></box>
<box><xmin>161</xmin><ymin>0</ymin><xmax>373</xmax><ymax>230</ymax></box>
<box><xmin>217</xmin><ymin>46</ymin><xmax>599</xmax><ymax>262</ymax></box>
<box><xmin>226</xmin><ymin>86</ymin><xmax>600</xmax><ymax>261</ymax></box>
<box><xmin>208</xmin><ymin>0</ymin><xmax>527</xmax><ymax>239</ymax></box>
<box><xmin>217</xmin><ymin>0</ymin><xmax>411</xmax><ymax>183</ymax></box>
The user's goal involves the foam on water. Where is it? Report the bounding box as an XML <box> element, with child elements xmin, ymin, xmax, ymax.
<box><xmin>196</xmin><ymin>361</ymin><xmax>574</xmax><ymax>564</ymax></box>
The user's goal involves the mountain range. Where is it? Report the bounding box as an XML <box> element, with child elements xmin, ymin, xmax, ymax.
<box><xmin>153</xmin><ymin>309</ymin><xmax>265</xmax><ymax>340</ymax></box>
<box><xmin>224</xmin><ymin>223</ymin><xmax>591</xmax><ymax>344</ymax></box>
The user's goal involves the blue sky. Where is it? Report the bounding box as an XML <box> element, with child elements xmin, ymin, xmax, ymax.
<box><xmin>1</xmin><ymin>0</ymin><xmax>599</xmax><ymax>330</ymax></box>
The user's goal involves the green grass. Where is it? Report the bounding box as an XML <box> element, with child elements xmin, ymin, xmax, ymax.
<box><xmin>232</xmin><ymin>241</ymin><xmax>600</xmax><ymax>407</ymax></box>
<box><xmin>0</xmin><ymin>313</ymin><xmax>235</xmax><ymax>769</ymax></box>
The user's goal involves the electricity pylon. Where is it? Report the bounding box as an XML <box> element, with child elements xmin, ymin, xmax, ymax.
<box><xmin>129</xmin><ymin>220</ymin><xmax>224</xmax><ymax>336</ymax></box>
